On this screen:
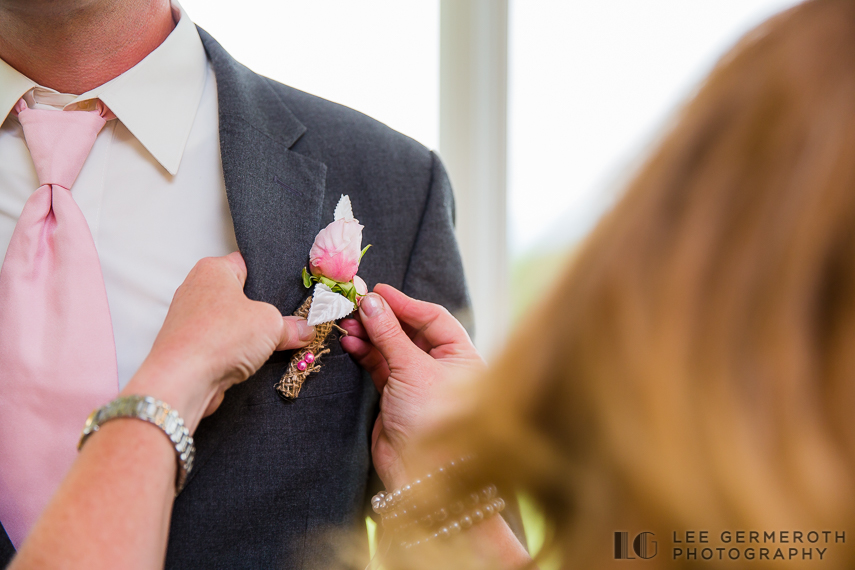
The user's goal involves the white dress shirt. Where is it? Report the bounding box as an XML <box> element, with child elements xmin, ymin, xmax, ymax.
<box><xmin>0</xmin><ymin>3</ymin><xmax>238</xmax><ymax>389</ymax></box>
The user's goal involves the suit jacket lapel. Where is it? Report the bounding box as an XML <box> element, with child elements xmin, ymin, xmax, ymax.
<box><xmin>198</xmin><ymin>26</ymin><xmax>327</xmax><ymax>312</ymax></box>
<box><xmin>184</xmin><ymin>28</ymin><xmax>327</xmax><ymax>490</ymax></box>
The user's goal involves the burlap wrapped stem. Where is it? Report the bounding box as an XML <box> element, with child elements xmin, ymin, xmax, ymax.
<box><xmin>275</xmin><ymin>296</ymin><xmax>341</xmax><ymax>399</ymax></box>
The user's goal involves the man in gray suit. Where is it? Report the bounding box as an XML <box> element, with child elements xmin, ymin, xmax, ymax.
<box><xmin>0</xmin><ymin>0</ymin><xmax>470</xmax><ymax>568</ymax></box>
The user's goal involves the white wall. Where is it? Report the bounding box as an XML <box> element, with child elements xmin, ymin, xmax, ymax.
<box><xmin>180</xmin><ymin>0</ymin><xmax>440</xmax><ymax>150</ymax></box>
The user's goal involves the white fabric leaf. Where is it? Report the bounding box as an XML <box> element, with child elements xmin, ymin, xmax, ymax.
<box><xmin>334</xmin><ymin>194</ymin><xmax>355</xmax><ymax>222</ymax></box>
<box><xmin>307</xmin><ymin>283</ymin><xmax>356</xmax><ymax>326</ymax></box>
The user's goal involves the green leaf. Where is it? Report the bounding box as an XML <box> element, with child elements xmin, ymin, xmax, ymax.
<box><xmin>301</xmin><ymin>267</ymin><xmax>314</xmax><ymax>288</ymax></box>
<box><xmin>338</xmin><ymin>281</ymin><xmax>355</xmax><ymax>296</ymax></box>
<box><xmin>345</xmin><ymin>288</ymin><xmax>358</xmax><ymax>306</ymax></box>
<box><xmin>359</xmin><ymin>244</ymin><xmax>372</xmax><ymax>263</ymax></box>
<box><xmin>319</xmin><ymin>276</ymin><xmax>337</xmax><ymax>289</ymax></box>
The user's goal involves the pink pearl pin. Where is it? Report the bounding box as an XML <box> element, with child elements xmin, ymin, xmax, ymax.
<box><xmin>297</xmin><ymin>361</ymin><xmax>308</xmax><ymax>372</ymax></box>
<box><xmin>304</xmin><ymin>352</ymin><xmax>315</xmax><ymax>364</ymax></box>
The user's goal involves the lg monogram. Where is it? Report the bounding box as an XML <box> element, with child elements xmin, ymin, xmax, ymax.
<box><xmin>614</xmin><ymin>531</ymin><xmax>658</xmax><ymax>560</ymax></box>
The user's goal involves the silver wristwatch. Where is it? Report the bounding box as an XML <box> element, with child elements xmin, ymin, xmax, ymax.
<box><xmin>78</xmin><ymin>395</ymin><xmax>195</xmax><ymax>494</ymax></box>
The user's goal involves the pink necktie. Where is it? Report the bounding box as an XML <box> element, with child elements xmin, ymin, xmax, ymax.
<box><xmin>0</xmin><ymin>99</ymin><xmax>119</xmax><ymax>547</ymax></box>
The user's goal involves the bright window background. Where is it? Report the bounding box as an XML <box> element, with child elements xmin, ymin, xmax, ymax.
<box><xmin>180</xmin><ymin>0</ymin><xmax>440</xmax><ymax>151</ymax></box>
<box><xmin>508</xmin><ymin>0</ymin><xmax>804</xmax><ymax>316</ymax></box>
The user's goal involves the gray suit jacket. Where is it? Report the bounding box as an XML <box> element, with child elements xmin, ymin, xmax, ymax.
<box><xmin>167</xmin><ymin>29</ymin><xmax>472</xmax><ymax>569</ymax></box>
<box><xmin>0</xmin><ymin>28</ymin><xmax>471</xmax><ymax>570</ymax></box>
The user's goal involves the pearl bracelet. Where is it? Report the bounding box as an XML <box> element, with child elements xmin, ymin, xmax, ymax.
<box><xmin>371</xmin><ymin>455</ymin><xmax>474</xmax><ymax>515</ymax></box>
<box><xmin>399</xmin><ymin>498</ymin><xmax>506</xmax><ymax>550</ymax></box>
<box><xmin>380</xmin><ymin>484</ymin><xmax>498</xmax><ymax>532</ymax></box>
<box><xmin>370</xmin><ymin>456</ymin><xmax>506</xmax><ymax>550</ymax></box>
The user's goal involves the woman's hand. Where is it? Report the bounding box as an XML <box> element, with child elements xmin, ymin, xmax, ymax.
<box><xmin>11</xmin><ymin>254</ymin><xmax>314</xmax><ymax>570</ymax></box>
<box><xmin>340</xmin><ymin>284</ymin><xmax>484</xmax><ymax>488</ymax></box>
<box><xmin>123</xmin><ymin>252</ymin><xmax>315</xmax><ymax>432</ymax></box>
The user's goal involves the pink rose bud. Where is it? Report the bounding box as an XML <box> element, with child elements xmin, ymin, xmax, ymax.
<box><xmin>353</xmin><ymin>275</ymin><xmax>368</xmax><ymax>304</ymax></box>
<box><xmin>309</xmin><ymin>218</ymin><xmax>364</xmax><ymax>282</ymax></box>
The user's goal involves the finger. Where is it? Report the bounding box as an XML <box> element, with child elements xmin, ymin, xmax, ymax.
<box><xmin>340</xmin><ymin>318</ymin><xmax>368</xmax><ymax>340</ymax></box>
<box><xmin>373</xmin><ymin>284</ymin><xmax>472</xmax><ymax>350</ymax></box>
<box><xmin>223</xmin><ymin>251</ymin><xmax>248</xmax><ymax>286</ymax></box>
<box><xmin>276</xmin><ymin>316</ymin><xmax>316</xmax><ymax>351</ymax></box>
<box><xmin>399</xmin><ymin>321</ymin><xmax>435</xmax><ymax>354</ymax></box>
<box><xmin>347</xmin><ymin>313</ymin><xmax>429</xmax><ymax>352</ymax></box>
<box><xmin>340</xmin><ymin>335</ymin><xmax>391</xmax><ymax>392</ymax></box>
<box><xmin>358</xmin><ymin>293</ymin><xmax>422</xmax><ymax>369</ymax></box>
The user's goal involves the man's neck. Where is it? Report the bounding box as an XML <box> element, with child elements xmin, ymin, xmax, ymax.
<box><xmin>0</xmin><ymin>0</ymin><xmax>175</xmax><ymax>95</ymax></box>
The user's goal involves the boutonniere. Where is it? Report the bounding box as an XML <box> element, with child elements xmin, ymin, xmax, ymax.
<box><xmin>277</xmin><ymin>195</ymin><xmax>370</xmax><ymax>399</ymax></box>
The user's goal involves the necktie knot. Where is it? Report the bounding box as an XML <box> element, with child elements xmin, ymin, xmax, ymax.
<box><xmin>14</xmin><ymin>98</ymin><xmax>110</xmax><ymax>190</ymax></box>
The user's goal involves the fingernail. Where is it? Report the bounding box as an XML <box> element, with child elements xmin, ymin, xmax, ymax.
<box><xmin>360</xmin><ymin>294</ymin><xmax>383</xmax><ymax>317</ymax></box>
<box><xmin>297</xmin><ymin>320</ymin><xmax>316</xmax><ymax>341</ymax></box>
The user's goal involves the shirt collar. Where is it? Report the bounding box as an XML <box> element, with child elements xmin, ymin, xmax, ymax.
<box><xmin>0</xmin><ymin>1</ymin><xmax>208</xmax><ymax>176</ymax></box>
<box><xmin>0</xmin><ymin>62</ymin><xmax>35</xmax><ymax>127</ymax></box>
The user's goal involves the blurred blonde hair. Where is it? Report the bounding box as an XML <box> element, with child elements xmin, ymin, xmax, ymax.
<box><xmin>416</xmin><ymin>0</ymin><xmax>855</xmax><ymax>567</ymax></box>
